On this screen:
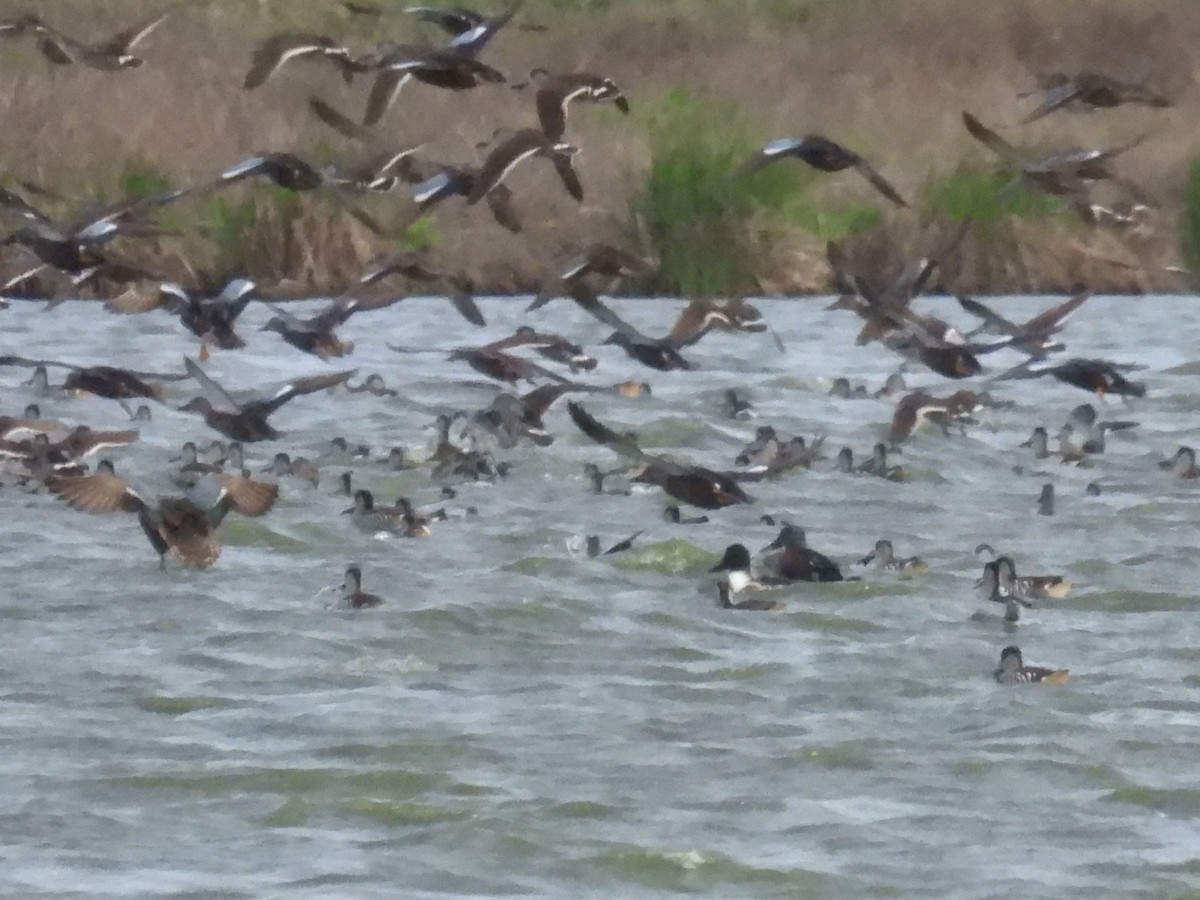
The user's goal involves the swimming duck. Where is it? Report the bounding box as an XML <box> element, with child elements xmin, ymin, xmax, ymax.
<box><xmin>994</xmin><ymin>646</ymin><xmax>1069</xmax><ymax>684</ymax></box>
<box><xmin>735</xmin><ymin>427</ymin><xmax>824</xmax><ymax>473</ymax></box>
<box><xmin>828</xmin><ymin>377</ymin><xmax>869</xmax><ymax>399</ymax></box>
<box><xmin>757</xmin><ymin>525</ymin><xmax>843</xmax><ymax>584</ymax></box>
<box><xmin>325</xmin><ymin>437</ymin><xmax>371</xmax><ymax>463</ymax></box>
<box><xmin>339</xmin><ymin>565</ymin><xmax>385</xmax><ymax>609</ymax></box>
<box><xmin>378</xmin><ymin>446</ymin><xmax>413</xmax><ymax>471</ymax></box>
<box><xmin>342</xmin><ymin>489</ymin><xmax>405</xmax><ymax>533</ymax></box>
<box><xmin>47</xmin><ymin>468</ymin><xmax>277</xmax><ymax>568</ymax></box>
<box><xmin>263</xmin><ymin>453</ymin><xmax>320</xmax><ymax>488</ymax></box>
<box><xmin>977</xmin><ymin>556</ymin><xmax>1032</xmax><ymax>623</ymax></box>
<box><xmin>716</xmin><ymin>579</ymin><xmax>781</xmax><ymax>611</ymax></box>
<box><xmin>583</xmin><ymin>462</ymin><xmax>631</xmax><ymax>495</ymax></box>
<box><xmin>874</xmin><ymin>372</ymin><xmax>908</xmax><ymax>399</ymax></box>
<box><xmin>428</xmin><ymin>414</ymin><xmax>506</xmax><ymax>483</ymax></box>
<box><xmin>858</xmin><ymin>539</ymin><xmax>927</xmax><ymax>574</ymax></box>
<box><xmin>858</xmin><ymin>443</ymin><xmax>904</xmax><ymax>481</ymax></box>
<box><xmin>724</xmin><ymin>389</ymin><xmax>754</xmax><ymax>419</ymax></box>
<box><xmin>739</xmin><ymin>135</ymin><xmax>907</xmax><ymax>207</ymax></box>
<box><xmin>1159</xmin><ymin>446</ymin><xmax>1200</xmax><ymax>479</ymax></box>
<box><xmin>1037</xmin><ymin>483</ymin><xmax>1055</xmax><ymax>516</ymax></box>
<box><xmin>179</xmin><ymin>357</ymin><xmax>355</xmax><ymax>442</ymax></box>
<box><xmin>1020</xmin><ymin>426</ymin><xmax>1086</xmax><ymax>465</ymax></box>
<box><xmin>1065</xmin><ymin>403</ymin><xmax>1137</xmax><ymax>454</ymax></box>
<box><xmin>709</xmin><ymin>543</ymin><xmax>767</xmax><ymax>593</ymax></box>
<box><xmin>975</xmin><ymin>548</ymin><xmax>1072</xmax><ymax>601</ymax></box>
<box><xmin>586</xmin><ymin>530</ymin><xmax>642</xmax><ymax>557</ymax></box>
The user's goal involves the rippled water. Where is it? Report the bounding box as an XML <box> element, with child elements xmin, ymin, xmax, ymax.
<box><xmin>2</xmin><ymin>294</ymin><xmax>1200</xmax><ymax>898</ymax></box>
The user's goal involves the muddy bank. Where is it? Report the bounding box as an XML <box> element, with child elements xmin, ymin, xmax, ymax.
<box><xmin>0</xmin><ymin>0</ymin><xmax>1193</xmax><ymax>295</ymax></box>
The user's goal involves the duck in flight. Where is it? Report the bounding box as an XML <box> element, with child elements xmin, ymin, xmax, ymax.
<box><xmin>1018</xmin><ymin>71</ymin><xmax>1170</xmax><ymax>123</ymax></box>
<box><xmin>8</xmin><ymin>9</ymin><xmax>171</xmax><ymax>70</ymax></box>
<box><xmin>243</xmin><ymin>33</ymin><xmax>360</xmax><ymax>89</ymax></box>
<box><xmin>179</xmin><ymin>357</ymin><xmax>355</xmax><ymax>442</ymax></box>
<box><xmin>525</xmin><ymin>68</ymin><xmax>630</xmax><ymax>141</ymax></box>
<box><xmin>740</xmin><ymin>135</ymin><xmax>907</xmax><ymax>207</ymax></box>
<box><xmin>48</xmin><ymin>463</ymin><xmax>278</xmax><ymax>568</ymax></box>
<box><xmin>466</xmin><ymin>128</ymin><xmax>584</xmax><ymax>211</ymax></box>
<box><xmin>567</xmin><ymin>401</ymin><xmax>755</xmax><ymax>509</ymax></box>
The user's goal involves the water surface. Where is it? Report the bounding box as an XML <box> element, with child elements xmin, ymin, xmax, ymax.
<box><xmin>1</xmin><ymin>294</ymin><xmax>1199</xmax><ymax>899</ymax></box>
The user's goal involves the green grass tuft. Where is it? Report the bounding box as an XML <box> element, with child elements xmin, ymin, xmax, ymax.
<box><xmin>920</xmin><ymin>164</ymin><xmax>1069</xmax><ymax>233</ymax></box>
<box><xmin>629</xmin><ymin>88</ymin><xmax>883</xmax><ymax>295</ymax></box>
<box><xmin>397</xmin><ymin>216</ymin><xmax>439</xmax><ymax>252</ymax></box>
<box><xmin>115</xmin><ymin>158</ymin><xmax>174</xmax><ymax>200</ymax></box>
<box><xmin>1179</xmin><ymin>156</ymin><xmax>1200</xmax><ymax>272</ymax></box>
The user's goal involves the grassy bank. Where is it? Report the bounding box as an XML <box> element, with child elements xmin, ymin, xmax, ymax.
<box><xmin>0</xmin><ymin>0</ymin><xmax>1191</xmax><ymax>295</ymax></box>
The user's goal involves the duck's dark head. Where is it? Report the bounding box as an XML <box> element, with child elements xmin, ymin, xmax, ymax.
<box><xmin>342</xmin><ymin>565</ymin><xmax>363</xmax><ymax>593</ymax></box>
<box><xmin>343</xmin><ymin>489</ymin><xmax>374</xmax><ymax>514</ymax></box>
<box><xmin>998</xmin><ymin>645</ymin><xmax>1023</xmax><ymax>670</ymax></box>
<box><xmin>711</xmin><ymin>543</ymin><xmax>752</xmax><ymax>573</ymax></box>
<box><xmin>767</xmin><ymin>524</ymin><xmax>806</xmax><ymax>551</ymax></box>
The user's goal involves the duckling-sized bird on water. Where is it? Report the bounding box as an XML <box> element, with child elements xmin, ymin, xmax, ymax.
<box><xmin>994</xmin><ymin>645</ymin><xmax>1069</xmax><ymax>684</ymax></box>
<box><xmin>339</xmin><ymin>565</ymin><xmax>385</xmax><ymax>609</ymax></box>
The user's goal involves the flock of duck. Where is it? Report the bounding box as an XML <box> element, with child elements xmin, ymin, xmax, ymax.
<box><xmin>0</xmin><ymin>3</ymin><xmax>1183</xmax><ymax>686</ymax></box>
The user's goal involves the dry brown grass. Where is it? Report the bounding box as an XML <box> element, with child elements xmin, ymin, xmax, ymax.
<box><xmin>0</xmin><ymin>0</ymin><xmax>1194</xmax><ymax>293</ymax></box>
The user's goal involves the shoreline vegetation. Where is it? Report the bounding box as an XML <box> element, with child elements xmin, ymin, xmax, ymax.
<box><xmin>0</xmin><ymin>0</ymin><xmax>1195</xmax><ymax>297</ymax></box>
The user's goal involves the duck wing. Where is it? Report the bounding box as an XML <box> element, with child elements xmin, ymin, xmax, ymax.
<box><xmin>183</xmin><ymin>356</ymin><xmax>243</xmax><ymax>413</ymax></box>
<box><xmin>853</xmin><ymin>158</ymin><xmax>908</xmax><ymax>207</ymax></box>
<box><xmin>566</xmin><ymin>281</ymin><xmax>655</xmax><ymax>344</ymax></box>
<box><xmin>244</xmin><ymin>33</ymin><xmax>342</xmax><ymax>89</ymax></box>
<box><xmin>962</xmin><ymin>111</ymin><xmax>1034</xmax><ymax>169</ymax></box>
<box><xmin>101</xmin><ymin>8</ymin><xmax>170</xmax><ymax>53</ymax></box>
<box><xmin>48</xmin><ymin>470</ymin><xmax>148</xmax><ymax>515</ymax></box>
<box><xmin>250</xmin><ymin>370</ymin><xmax>357</xmax><ymax>417</ymax></box>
